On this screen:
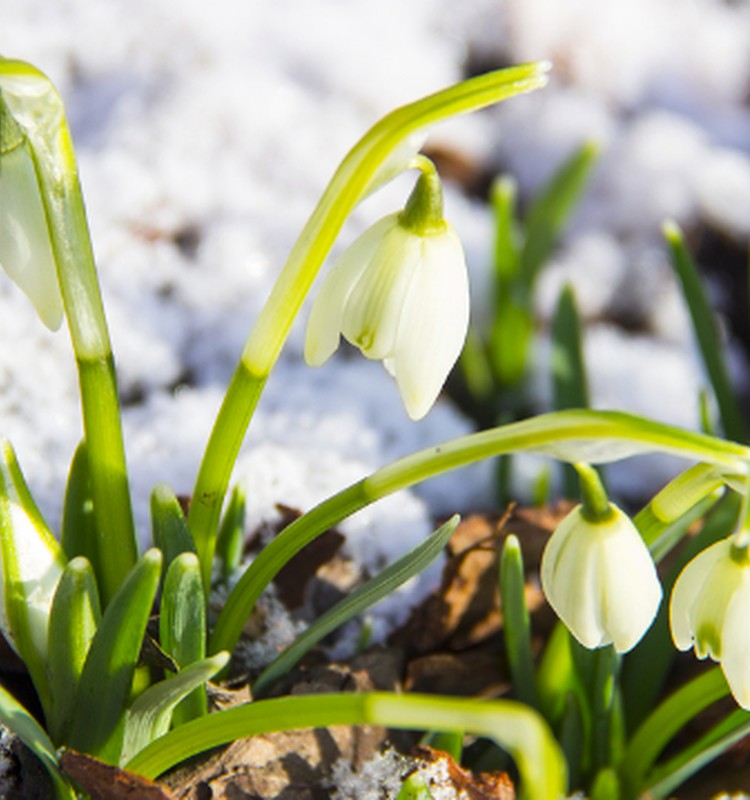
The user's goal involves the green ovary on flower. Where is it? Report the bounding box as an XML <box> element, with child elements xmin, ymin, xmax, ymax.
<box><xmin>304</xmin><ymin>205</ymin><xmax>469</xmax><ymax>420</ymax></box>
<box><xmin>670</xmin><ymin>538</ymin><xmax>750</xmax><ymax>708</ymax></box>
<box><xmin>540</xmin><ymin>504</ymin><xmax>662</xmax><ymax>653</ymax></box>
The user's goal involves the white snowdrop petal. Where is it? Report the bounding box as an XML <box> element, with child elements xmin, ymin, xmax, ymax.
<box><xmin>304</xmin><ymin>217</ymin><xmax>391</xmax><ymax>366</ymax></box>
<box><xmin>390</xmin><ymin>229</ymin><xmax>469</xmax><ymax>419</ymax></box>
<box><xmin>0</xmin><ymin>142</ymin><xmax>63</xmax><ymax>330</ymax></box>
<box><xmin>341</xmin><ymin>225</ymin><xmax>420</xmax><ymax>361</ymax></box>
<box><xmin>598</xmin><ymin>511</ymin><xmax>662</xmax><ymax>653</ymax></box>
<box><xmin>692</xmin><ymin>556</ymin><xmax>745</xmax><ymax>660</ymax></box>
<box><xmin>669</xmin><ymin>539</ymin><xmax>730</xmax><ymax>652</ymax></box>
<box><xmin>720</xmin><ymin>578</ymin><xmax>750</xmax><ymax>709</ymax></box>
<box><xmin>541</xmin><ymin>509</ymin><xmax>609</xmax><ymax>648</ymax></box>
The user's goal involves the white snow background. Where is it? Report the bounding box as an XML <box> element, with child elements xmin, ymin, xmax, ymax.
<box><xmin>2</xmin><ymin>0</ymin><xmax>750</xmax><ymax>647</ymax></box>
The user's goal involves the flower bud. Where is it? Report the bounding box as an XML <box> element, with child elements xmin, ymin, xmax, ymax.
<box><xmin>541</xmin><ymin>503</ymin><xmax>662</xmax><ymax>653</ymax></box>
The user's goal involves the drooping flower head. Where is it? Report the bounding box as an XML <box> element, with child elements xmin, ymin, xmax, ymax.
<box><xmin>541</xmin><ymin>464</ymin><xmax>662</xmax><ymax>653</ymax></box>
<box><xmin>304</xmin><ymin>160</ymin><xmax>469</xmax><ymax>420</ymax></box>
<box><xmin>0</xmin><ymin>63</ymin><xmax>65</xmax><ymax>329</ymax></box>
<box><xmin>670</xmin><ymin>536</ymin><xmax>750</xmax><ymax>708</ymax></box>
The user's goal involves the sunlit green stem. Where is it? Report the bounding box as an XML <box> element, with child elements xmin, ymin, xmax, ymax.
<box><xmin>575</xmin><ymin>463</ymin><xmax>612</xmax><ymax>523</ymax></box>
<box><xmin>211</xmin><ymin>409</ymin><xmax>750</xmax><ymax>657</ymax></box>
<box><xmin>126</xmin><ymin>692</ymin><xmax>566</xmax><ymax>800</ymax></box>
<box><xmin>187</xmin><ymin>62</ymin><xmax>551</xmax><ymax>586</ymax></box>
<box><xmin>0</xmin><ymin>60</ymin><xmax>137</xmax><ymax>603</ymax></box>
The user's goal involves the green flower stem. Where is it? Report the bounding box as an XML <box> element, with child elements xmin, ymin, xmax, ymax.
<box><xmin>187</xmin><ymin>62</ymin><xmax>552</xmax><ymax>587</ymax></box>
<box><xmin>575</xmin><ymin>463</ymin><xmax>612</xmax><ymax>522</ymax></box>
<box><xmin>126</xmin><ymin>692</ymin><xmax>566</xmax><ymax>800</ymax></box>
<box><xmin>0</xmin><ymin>60</ymin><xmax>137</xmax><ymax>603</ymax></box>
<box><xmin>211</xmin><ymin>409</ymin><xmax>750</xmax><ymax>657</ymax></box>
<box><xmin>399</xmin><ymin>156</ymin><xmax>445</xmax><ymax>233</ymax></box>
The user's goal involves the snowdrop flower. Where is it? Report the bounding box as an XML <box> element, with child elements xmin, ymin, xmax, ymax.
<box><xmin>305</xmin><ymin>162</ymin><xmax>469</xmax><ymax>420</ymax></box>
<box><xmin>670</xmin><ymin>537</ymin><xmax>750</xmax><ymax>708</ymax></box>
<box><xmin>541</xmin><ymin>466</ymin><xmax>662</xmax><ymax>653</ymax></box>
<box><xmin>0</xmin><ymin>67</ymin><xmax>66</xmax><ymax>330</ymax></box>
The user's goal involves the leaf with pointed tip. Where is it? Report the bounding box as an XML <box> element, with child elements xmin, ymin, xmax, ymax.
<box><xmin>61</xmin><ymin>441</ymin><xmax>99</xmax><ymax>568</ymax></box>
<box><xmin>0</xmin><ymin>682</ymin><xmax>75</xmax><ymax>799</ymax></box>
<box><xmin>253</xmin><ymin>515</ymin><xmax>459</xmax><ymax>696</ymax></box>
<box><xmin>159</xmin><ymin>553</ymin><xmax>206</xmax><ymax>724</ymax></box>
<box><xmin>520</xmin><ymin>139</ymin><xmax>599</xmax><ymax>292</ymax></box>
<box><xmin>120</xmin><ymin>652</ymin><xmax>229</xmax><ymax>766</ymax></box>
<box><xmin>151</xmin><ymin>484</ymin><xmax>195</xmax><ymax>578</ymax></box>
<box><xmin>664</xmin><ymin>221</ymin><xmax>747</xmax><ymax>443</ymax></box>
<box><xmin>67</xmin><ymin>549</ymin><xmax>162</xmax><ymax>764</ymax></box>
<box><xmin>47</xmin><ymin>556</ymin><xmax>101</xmax><ymax>744</ymax></box>
<box><xmin>216</xmin><ymin>482</ymin><xmax>246</xmax><ymax>578</ymax></box>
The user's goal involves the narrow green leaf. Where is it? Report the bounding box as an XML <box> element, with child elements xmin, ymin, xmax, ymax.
<box><xmin>160</xmin><ymin>553</ymin><xmax>206</xmax><ymax>724</ymax></box>
<box><xmin>150</xmin><ymin>484</ymin><xmax>195</xmax><ymax>577</ymax></box>
<box><xmin>61</xmin><ymin>441</ymin><xmax>99</xmax><ymax>567</ymax></box>
<box><xmin>253</xmin><ymin>516</ymin><xmax>460</xmax><ymax>696</ymax></box>
<box><xmin>0</xmin><ymin>682</ymin><xmax>75</xmax><ymax>799</ymax></box>
<box><xmin>559</xmin><ymin>691</ymin><xmax>586</xmax><ymax>788</ymax></box>
<box><xmin>491</xmin><ymin>174</ymin><xmax>522</xmax><ymax>290</ymax></box>
<box><xmin>645</xmin><ymin>707</ymin><xmax>750</xmax><ymax>798</ymax></box>
<box><xmin>551</xmin><ymin>285</ymin><xmax>589</xmax><ymax>500</ymax></box>
<box><xmin>216</xmin><ymin>482</ymin><xmax>246</xmax><ymax>578</ymax></box>
<box><xmin>664</xmin><ymin>220</ymin><xmax>747</xmax><ymax>443</ymax></box>
<box><xmin>619</xmin><ymin>667</ymin><xmax>729</xmax><ymax>798</ymax></box>
<box><xmin>397</xmin><ymin>772</ymin><xmax>434</xmax><ymax>800</ymax></box>
<box><xmin>421</xmin><ymin>729</ymin><xmax>463</xmax><ymax>762</ymax></box>
<box><xmin>67</xmin><ymin>549</ymin><xmax>162</xmax><ymax>763</ymax></box>
<box><xmin>520</xmin><ymin>139</ymin><xmax>599</xmax><ymax>291</ymax></box>
<box><xmin>127</xmin><ymin>692</ymin><xmax>566</xmax><ymax>800</ymax></box>
<box><xmin>47</xmin><ymin>556</ymin><xmax>101</xmax><ymax>744</ymax></box>
<box><xmin>0</xmin><ymin>437</ymin><xmax>66</xmax><ymax>712</ymax></box>
<box><xmin>488</xmin><ymin>297</ymin><xmax>534</xmax><ymax>387</ymax></box>
<box><xmin>120</xmin><ymin>652</ymin><xmax>229</xmax><ymax>766</ymax></box>
<box><xmin>499</xmin><ymin>534</ymin><xmax>539</xmax><ymax>708</ymax></box>
<box><xmin>590</xmin><ymin>767</ymin><xmax>620</xmax><ymax>800</ymax></box>
<box><xmin>458</xmin><ymin>327</ymin><xmax>495</xmax><ymax>407</ymax></box>
<box><xmin>537</xmin><ymin>623</ymin><xmax>593</xmax><ymax>768</ymax></box>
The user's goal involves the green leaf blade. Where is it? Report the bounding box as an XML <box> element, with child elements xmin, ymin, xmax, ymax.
<box><xmin>253</xmin><ymin>515</ymin><xmax>460</xmax><ymax>696</ymax></box>
<box><xmin>520</xmin><ymin>139</ymin><xmax>599</xmax><ymax>290</ymax></box>
<box><xmin>663</xmin><ymin>220</ymin><xmax>747</xmax><ymax>443</ymax></box>
<box><xmin>67</xmin><ymin>549</ymin><xmax>162</xmax><ymax>763</ymax></box>
<box><xmin>127</xmin><ymin>692</ymin><xmax>566</xmax><ymax>800</ymax></box>
<box><xmin>160</xmin><ymin>552</ymin><xmax>207</xmax><ymax>724</ymax></box>
<box><xmin>120</xmin><ymin>652</ymin><xmax>229</xmax><ymax>766</ymax></box>
<box><xmin>47</xmin><ymin>556</ymin><xmax>101</xmax><ymax>744</ymax></box>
